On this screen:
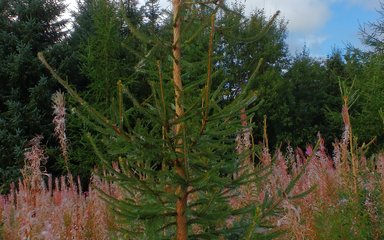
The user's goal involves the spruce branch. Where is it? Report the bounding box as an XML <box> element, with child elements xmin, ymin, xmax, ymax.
<box><xmin>117</xmin><ymin>80</ymin><xmax>123</xmax><ymax>132</ymax></box>
<box><xmin>119</xmin><ymin>0</ymin><xmax>156</xmax><ymax>45</ymax></box>
<box><xmin>157</xmin><ymin>60</ymin><xmax>169</xmax><ymax>132</ymax></box>
<box><xmin>200</xmin><ymin>13</ymin><xmax>216</xmax><ymax>135</ymax></box>
<box><xmin>37</xmin><ymin>52</ymin><xmax>131</xmax><ymax>141</ymax></box>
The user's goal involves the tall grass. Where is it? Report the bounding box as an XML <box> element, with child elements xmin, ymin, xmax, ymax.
<box><xmin>241</xmin><ymin>99</ymin><xmax>384</xmax><ymax>239</ymax></box>
<box><xmin>0</xmin><ymin>91</ymin><xmax>122</xmax><ymax>239</ymax></box>
<box><xmin>0</xmin><ymin>136</ymin><xmax>120</xmax><ymax>239</ymax></box>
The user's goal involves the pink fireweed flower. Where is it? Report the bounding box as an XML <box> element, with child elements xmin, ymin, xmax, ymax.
<box><xmin>332</xmin><ymin>140</ymin><xmax>341</xmax><ymax>169</ymax></box>
<box><xmin>377</xmin><ymin>154</ymin><xmax>384</xmax><ymax>177</ymax></box>
<box><xmin>305</xmin><ymin>145</ymin><xmax>313</xmax><ymax>157</ymax></box>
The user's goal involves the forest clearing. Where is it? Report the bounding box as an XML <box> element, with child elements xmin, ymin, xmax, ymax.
<box><xmin>1</xmin><ymin>0</ymin><xmax>384</xmax><ymax>239</ymax></box>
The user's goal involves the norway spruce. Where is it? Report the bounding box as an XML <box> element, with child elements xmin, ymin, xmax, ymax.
<box><xmin>37</xmin><ymin>0</ymin><xmax>290</xmax><ymax>238</ymax></box>
<box><xmin>0</xmin><ymin>0</ymin><xmax>67</xmax><ymax>190</ymax></box>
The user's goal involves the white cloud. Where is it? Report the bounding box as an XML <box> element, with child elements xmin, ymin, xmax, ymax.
<box><xmin>227</xmin><ymin>0</ymin><xmax>332</xmax><ymax>34</ymax></box>
<box><xmin>290</xmin><ymin>34</ymin><xmax>328</xmax><ymax>53</ymax></box>
<box><xmin>224</xmin><ymin>0</ymin><xmax>379</xmax><ymax>55</ymax></box>
<box><xmin>227</xmin><ymin>0</ymin><xmax>381</xmax><ymax>32</ymax></box>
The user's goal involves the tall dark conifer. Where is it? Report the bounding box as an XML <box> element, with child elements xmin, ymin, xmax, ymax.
<box><xmin>0</xmin><ymin>0</ymin><xmax>66</xmax><ymax>190</ymax></box>
<box><xmin>214</xmin><ymin>5</ymin><xmax>290</xmax><ymax>149</ymax></box>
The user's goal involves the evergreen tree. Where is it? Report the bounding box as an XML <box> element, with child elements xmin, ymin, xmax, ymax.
<box><xmin>214</xmin><ymin>5</ymin><xmax>290</xmax><ymax>149</ymax></box>
<box><xmin>0</xmin><ymin>0</ymin><xmax>66</xmax><ymax>190</ymax></box>
<box><xmin>322</xmin><ymin>49</ymin><xmax>348</xmax><ymax>144</ymax></box>
<box><xmin>355</xmin><ymin>6</ymin><xmax>384</xmax><ymax>149</ymax></box>
<box><xmin>215</xmin><ymin>6</ymin><xmax>288</xmax><ymax>99</ymax></box>
<box><xmin>283</xmin><ymin>48</ymin><xmax>340</xmax><ymax>147</ymax></box>
<box><xmin>141</xmin><ymin>0</ymin><xmax>161</xmax><ymax>31</ymax></box>
<box><xmin>347</xmin><ymin>51</ymin><xmax>384</xmax><ymax>150</ymax></box>
<box><xmin>80</xmin><ymin>0</ymin><xmax>122</xmax><ymax>106</ymax></box>
<box><xmin>38</xmin><ymin>0</ymin><xmax>295</xmax><ymax>238</ymax></box>
<box><xmin>361</xmin><ymin>2</ymin><xmax>384</xmax><ymax>53</ymax></box>
<box><xmin>49</xmin><ymin>0</ymin><xmax>148</xmax><ymax>180</ymax></box>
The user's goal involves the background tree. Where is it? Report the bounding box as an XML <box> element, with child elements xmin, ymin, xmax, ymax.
<box><xmin>80</xmin><ymin>0</ymin><xmax>123</xmax><ymax>106</ymax></box>
<box><xmin>361</xmin><ymin>1</ymin><xmax>384</xmax><ymax>54</ymax></box>
<box><xmin>213</xmin><ymin>5</ymin><xmax>290</xmax><ymax>151</ymax></box>
<box><xmin>340</xmin><ymin>7</ymin><xmax>384</xmax><ymax>150</ymax></box>
<box><xmin>283</xmin><ymin>48</ymin><xmax>341</xmax><ymax>148</ymax></box>
<box><xmin>0</xmin><ymin>0</ymin><xmax>66</xmax><ymax>190</ymax></box>
<box><xmin>215</xmin><ymin>6</ymin><xmax>288</xmax><ymax>99</ymax></box>
<box><xmin>49</xmin><ymin>0</ymin><xmax>155</xmax><ymax>180</ymax></box>
<box><xmin>347</xmin><ymin>51</ymin><xmax>384</xmax><ymax>150</ymax></box>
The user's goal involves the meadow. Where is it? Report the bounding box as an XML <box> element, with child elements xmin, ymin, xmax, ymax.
<box><xmin>1</xmin><ymin>93</ymin><xmax>383</xmax><ymax>239</ymax></box>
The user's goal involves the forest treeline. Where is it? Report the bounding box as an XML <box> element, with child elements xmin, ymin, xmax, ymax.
<box><xmin>0</xmin><ymin>0</ymin><xmax>383</xmax><ymax>190</ymax></box>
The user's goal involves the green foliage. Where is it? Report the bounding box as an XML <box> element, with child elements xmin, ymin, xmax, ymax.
<box><xmin>3</xmin><ymin>0</ymin><xmax>384</xmax><ymax>235</ymax></box>
<box><xmin>38</xmin><ymin>0</ymin><xmax>291</xmax><ymax>238</ymax></box>
<box><xmin>50</xmin><ymin>0</ymin><xmax>154</xmax><ymax>182</ymax></box>
<box><xmin>314</xmin><ymin>186</ymin><xmax>384</xmax><ymax>239</ymax></box>
<box><xmin>282</xmin><ymin>48</ymin><xmax>340</xmax><ymax>147</ymax></box>
<box><xmin>215</xmin><ymin>6</ymin><xmax>288</xmax><ymax>100</ymax></box>
<box><xmin>80</xmin><ymin>0</ymin><xmax>123</xmax><ymax>105</ymax></box>
<box><xmin>360</xmin><ymin>2</ymin><xmax>384</xmax><ymax>53</ymax></box>
<box><xmin>0</xmin><ymin>0</ymin><xmax>66</xmax><ymax>190</ymax></box>
<box><xmin>352</xmin><ymin>54</ymin><xmax>384</xmax><ymax>146</ymax></box>
<box><xmin>212</xmin><ymin>5</ymin><xmax>292</xmax><ymax>150</ymax></box>
<box><xmin>354</xmin><ymin>3</ymin><xmax>384</xmax><ymax>148</ymax></box>
<box><xmin>40</xmin><ymin>53</ymin><xmax>266</xmax><ymax>239</ymax></box>
<box><xmin>326</xmin><ymin>47</ymin><xmax>384</xmax><ymax>151</ymax></box>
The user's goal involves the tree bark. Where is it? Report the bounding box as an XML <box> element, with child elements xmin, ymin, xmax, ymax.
<box><xmin>172</xmin><ymin>0</ymin><xmax>188</xmax><ymax>239</ymax></box>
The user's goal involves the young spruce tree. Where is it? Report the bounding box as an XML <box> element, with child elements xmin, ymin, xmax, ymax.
<box><xmin>38</xmin><ymin>0</ymin><xmax>292</xmax><ymax>238</ymax></box>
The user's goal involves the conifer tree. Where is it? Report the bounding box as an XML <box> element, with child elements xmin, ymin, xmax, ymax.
<box><xmin>38</xmin><ymin>0</ymin><xmax>295</xmax><ymax>238</ymax></box>
<box><xmin>53</xmin><ymin>0</ymin><xmax>149</xmax><ymax>179</ymax></box>
<box><xmin>283</xmin><ymin>48</ymin><xmax>340</xmax><ymax>147</ymax></box>
<box><xmin>80</xmin><ymin>0</ymin><xmax>122</xmax><ymax>106</ymax></box>
<box><xmin>213</xmin><ymin>5</ymin><xmax>290</xmax><ymax>149</ymax></box>
<box><xmin>141</xmin><ymin>0</ymin><xmax>161</xmax><ymax>30</ymax></box>
<box><xmin>0</xmin><ymin>0</ymin><xmax>66</xmax><ymax>190</ymax></box>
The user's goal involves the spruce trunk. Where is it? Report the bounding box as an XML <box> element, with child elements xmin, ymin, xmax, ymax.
<box><xmin>172</xmin><ymin>0</ymin><xmax>188</xmax><ymax>239</ymax></box>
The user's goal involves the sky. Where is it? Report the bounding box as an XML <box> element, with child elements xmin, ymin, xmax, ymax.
<box><xmin>64</xmin><ymin>0</ymin><xmax>383</xmax><ymax>57</ymax></box>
